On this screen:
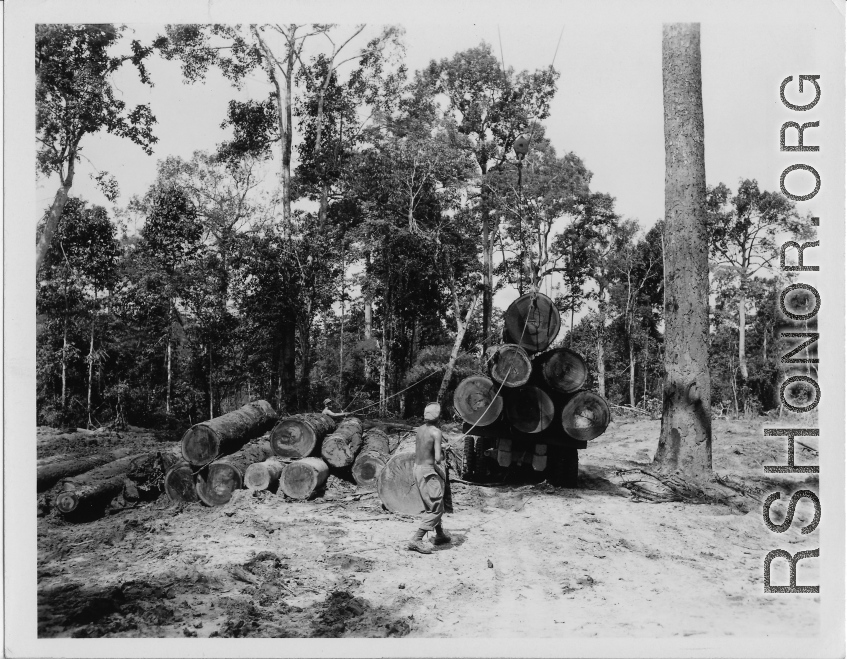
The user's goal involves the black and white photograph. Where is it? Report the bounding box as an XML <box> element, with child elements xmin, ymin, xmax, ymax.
<box><xmin>5</xmin><ymin>0</ymin><xmax>845</xmax><ymax>656</ymax></box>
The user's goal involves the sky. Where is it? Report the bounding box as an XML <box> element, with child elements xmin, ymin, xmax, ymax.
<box><xmin>35</xmin><ymin>12</ymin><xmax>837</xmax><ymax>312</ymax></box>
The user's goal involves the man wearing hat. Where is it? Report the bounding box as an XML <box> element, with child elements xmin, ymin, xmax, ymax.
<box><xmin>321</xmin><ymin>398</ymin><xmax>349</xmax><ymax>421</ymax></box>
<box><xmin>408</xmin><ymin>402</ymin><xmax>452</xmax><ymax>554</ymax></box>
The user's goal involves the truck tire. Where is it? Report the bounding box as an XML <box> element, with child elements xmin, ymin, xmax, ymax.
<box><xmin>549</xmin><ymin>447</ymin><xmax>579</xmax><ymax>488</ymax></box>
<box><xmin>461</xmin><ymin>436</ymin><xmax>476</xmax><ymax>479</ymax></box>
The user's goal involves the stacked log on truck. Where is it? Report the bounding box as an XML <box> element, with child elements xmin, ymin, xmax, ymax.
<box><xmin>454</xmin><ymin>292</ymin><xmax>611</xmax><ymax>487</ymax></box>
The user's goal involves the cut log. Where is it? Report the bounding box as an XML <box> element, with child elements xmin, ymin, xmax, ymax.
<box><xmin>53</xmin><ymin>453</ymin><xmax>143</xmax><ymax>515</ymax></box>
<box><xmin>270</xmin><ymin>413</ymin><xmax>336</xmax><ymax>459</ymax></box>
<box><xmin>124</xmin><ymin>451</ymin><xmax>181</xmax><ymax>502</ymax></box>
<box><xmin>321</xmin><ymin>417</ymin><xmax>363</xmax><ymax>468</ymax></box>
<box><xmin>505</xmin><ymin>385</ymin><xmax>555</xmax><ymax>433</ymax></box>
<box><xmin>180</xmin><ymin>399</ymin><xmax>278</xmax><ymax>466</ymax></box>
<box><xmin>244</xmin><ymin>457</ymin><xmax>286</xmax><ymax>492</ymax></box>
<box><xmin>503</xmin><ymin>292</ymin><xmax>561</xmax><ymax>354</ymax></box>
<box><xmin>164</xmin><ymin>462</ymin><xmax>199</xmax><ymax>503</ymax></box>
<box><xmin>195</xmin><ymin>440</ymin><xmax>276</xmax><ymax>506</ymax></box>
<box><xmin>37</xmin><ymin>447</ymin><xmax>134</xmax><ymax>492</ymax></box>
<box><xmin>377</xmin><ymin>451</ymin><xmax>446</xmax><ymax>515</ymax></box>
<box><xmin>561</xmin><ymin>391</ymin><xmax>611</xmax><ymax>441</ymax></box>
<box><xmin>351</xmin><ymin>428</ymin><xmax>391</xmax><ymax>490</ymax></box>
<box><xmin>453</xmin><ymin>376</ymin><xmax>503</xmax><ymax>427</ymax></box>
<box><xmin>535</xmin><ymin>347</ymin><xmax>588</xmax><ymax>394</ymax></box>
<box><xmin>489</xmin><ymin>344</ymin><xmax>532</xmax><ymax>388</ymax></box>
<box><xmin>280</xmin><ymin>457</ymin><xmax>330</xmax><ymax>499</ymax></box>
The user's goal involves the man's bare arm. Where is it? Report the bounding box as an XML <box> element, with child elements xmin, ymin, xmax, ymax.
<box><xmin>433</xmin><ymin>429</ymin><xmax>443</xmax><ymax>464</ymax></box>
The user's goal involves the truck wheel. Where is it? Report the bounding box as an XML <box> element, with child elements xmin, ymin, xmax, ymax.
<box><xmin>549</xmin><ymin>447</ymin><xmax>579</xmax><ymax>488</ymax></box>
<box><xmin>475</xmin><ymin>437</ymin><xmax>493</xmax><ymax>481</ymax></box>
<box><xmin>461</xmin><ymin>436</ymin><xmax>476</xmax><ymax>479</ymax></box>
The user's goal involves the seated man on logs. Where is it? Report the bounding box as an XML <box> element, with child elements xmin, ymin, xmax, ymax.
<box><xmin>408</xmin><ymin>402</ymin><xmax>453</xmax><ymax>554</ymax></box>
<box><xmin>321</xmin><ymin>398</ymin><xmax>350</xmax><ymax>421</ymax></box>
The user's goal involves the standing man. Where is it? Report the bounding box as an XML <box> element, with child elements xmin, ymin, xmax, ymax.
<box><xmin>408</xmin><ymin>402</ymin><xmax>453</xmax><ymax>555</ymax></box>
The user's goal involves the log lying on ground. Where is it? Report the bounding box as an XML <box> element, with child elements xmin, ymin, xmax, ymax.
<box><xmin>352</xmin><ymin>428</ymin><xmax>392</xmax><ymax>490</ymax></box>
<box><xmin>561</xmin><ymin>391</ymin><xmax>611</xmax><ymax>441</ymax></box>
<box><xmin>244</xmin><ymin>457</ymin><xmax>286</xmax><ymax>492</ymax></box>
<box><xmin>124</xmin><ymin>451</ymin><xmax>181</xmax><ymax>502</ymax></box>
<box><xmin>321</xmin><ymin>417</ymin><xmax>363</xmax><ymax>468</ymax></box>
<box><xmin>54</xmin><ymin>453</ymin><xmax>143</xmax><ymax>515</ymax></box>
<box><xmin>489</xmin><ymin>344</ymin><xmax>532</xmax><ymax>388</ymax></box>
<box><xmin>181</xmin><ymin>399</ymin><xmax>278</xmax><ymax>466</ymax></box>
<box><xmin>505</xmin><ymin>385</ymin><xmax>555</xmax><ymax>433</ymax></box>
<box><xmin>534</xmin><ymin>347</ymin><xmax>588</xmax><ymax>394</ymax></box>
<box><xmin>164</xmin><ymin>462</ymin><xmax>200</xmax><ymax>503</ymax></box>
<box><xmin>280</xmin><ymin>457</ymin><xmax>329</xmax><ymax>499</ymax></box>
<box><xmin>195</xmin><ymin>440</ymin><xmax>276</xmax><ymax>506</ymax></box>
<box><xmin>38</xmin><ymin>447</ymin><xmax>134</xmax><ymax>492</ymax></box>
<box><xmin>453</xmin><ymin>376</ymin><xmax>503</xmax><ymax>427</ymax></box>
<box><xmin>377</xmin><ymin>451</ymin><xmax>446</xmax><ymax>515</ymax></box>
<box><xmin>503</xmin><ymin>292</ymin><xmax>561</xmax><ymax>354</ymax></box>
<box><xmin>270</xmin><ymin>413</ymin><xmax>336</xmax><ymax>459</ymax></box>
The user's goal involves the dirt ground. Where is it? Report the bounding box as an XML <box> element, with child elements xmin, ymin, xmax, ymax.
<box><xmin>36</xmin><ymin>415</ymin><xmax>820</xmax><ymax>638</ymax></box>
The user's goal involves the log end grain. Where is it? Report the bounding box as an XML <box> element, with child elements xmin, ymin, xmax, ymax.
<box><xmin>490</xmin><ymin>344</ymin><xmax>532</xmax><ymax>388</ymax></box>
<box><xmin>561</xmin><ymin>391</ymin><xmax>611</xmax><ymax>441</ymax></box>
<box><xmin>503</xmin><ymin>292</ymin><xmax>561</xmax><ymax>353</ymax></box>
<box><xmin>164</xmin><ymin>462</ymin><xmax>199</xmax><ymax>503</ymax></box>
<box><xmin>244</xmin><ymin>458</ymin><xmax>284</xmax><ymax>492</ymax></box>
<box><xmin>195</xmin><ymin>463</ymin><xmax>243</xmax><ymax>507</ymax></box>
<box><xmin>180</xmin><ymin>425</ymin><xmax>220</xmax><ymax>466</ymax></box>
<box><xmin>271</xmin><ymin>415</ymin><xmax>336</xmax><ymax>459</ymax></box>
<box><xmin>376</xmin><ymin>452</ymin><xmax>435</xmax><ymax>515</ymax></box>
<box><xmin>280</xmin><ymin>457</ymin><xmax>330</xmax><ymax>500</ymax></box>
<box><xmin>541</xmin><ymin>348</ymin><xmax>589</xmax><ymax>394</ymax></box>
<box><xmin>351</xmin><ymin>451</ymin><xmax>388</xmax><ymax>491</ymax></box>
<box><xmin>453</xmin><ymin>376</ymin><xmax>503</xmax><ymax>426</ymax></box>
<box><xmin>505</xmin><ymin>385</ymin><xmax>555</xmax><ymax>433</ymax></box>
<box><xmin>54</xmin><ymin>491</ymin><xmax>81</xmax><ymax>514</ymax></box>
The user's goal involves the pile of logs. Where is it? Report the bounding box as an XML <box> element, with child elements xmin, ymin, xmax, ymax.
<box><xmin>453</xmin><ymin>292</ymin><xmax>611</xmax><ymax>478</ymax></box>
<box><xmin>41</xmin><ymin>398</ymin><xmax>404</xmax><ymax>518</ymax></box>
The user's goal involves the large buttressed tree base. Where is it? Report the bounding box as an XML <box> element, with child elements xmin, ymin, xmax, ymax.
<box><xmin>653</xmin><ymin>23</ymin><xmax>712</xmax><ymax>477</ymax></box>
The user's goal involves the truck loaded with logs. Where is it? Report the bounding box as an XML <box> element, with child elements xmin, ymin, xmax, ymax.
<box><xmin>453</xmin><ymin>292</ymin><xmax>611</xmax><ymax>488</ymax></box>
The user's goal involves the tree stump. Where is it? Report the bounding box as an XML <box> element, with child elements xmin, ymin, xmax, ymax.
<box><xmin>270</xmin><ymin>413</ymin><xmax>336</xmax><ymax>459</ymax></box>
<box><xmin>244</xmin><ymin>457</ymin><xmax>286</xmax><ymax>492</ymax></box>
<box><xmin>535</xmin><ymin>347</ymin><xmax>588</xmax><ymax>394</ymax></box>
<box><xmin>377</xmin><ymin>451</ymin><xmax>446</xmax><ymax>515</ymax></box>
<box><xmin>280</xmin><ymin>457</ymin><xmax>329</xmax><ymax>499</ymax></box>
<box><xmin>195</xmin><ymin>440</ymin><xmax>276</xmax><ymax>506</ymax></box>
<box><xmin>505</xmin><ymin>385</ymin><xmax>555</xmax><ymax>433</ymax></box>
<box><xmin>453</xmin><ymin>376</ymin><xmax>503</xmax><ymax>426</ymax></box>
<box><xmin>489</xmin><ymin>344</ymin><xmax>532</xmax><ymax>388</ymax></box>
<box><xmin>180</xmin><ymin>399</ymin><xmax>278</xmax><ymax>466</ymax></box>
<box><xmin>352</xmin><ymin>428</ymin><xmax>391</xmax><ymax>490</ymax></box>
<box><xmin>503</xmin><ymin>292</ymin><xmax>561</xmax><ymax>353</ymax></box>
<box><xmin>561</xmin><ymin>391</ymin><xmax>611</xmax><ymax>441</ymax></box>
<box><xmin>37</xmin><ymin>447</ymin><xmax>134</xmax><ymax>492</ymax></box>
<box><xmin>164</xmin><ymin>462</ymin><xmax>199</xmax><ymax>503</ymax></box>
<box><xmin>321</xmin><ymin>417</ymin><xmax>363</xmax><ymax>468</ymax></box>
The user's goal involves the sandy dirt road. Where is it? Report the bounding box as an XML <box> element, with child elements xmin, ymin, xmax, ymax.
<box><xmin>36</xmin><ymin>416</ymin><xmax>820</xmax><ymax>638</ymax></box>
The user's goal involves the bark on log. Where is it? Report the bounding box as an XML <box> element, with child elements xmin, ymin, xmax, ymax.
<box><xmin>164</xmin><ymin>462</ymin><xmax>199</xmax><ymax>503</ymax></box>
<box><xmin>53</xmin><ymin>453</ymin><xmax>142</xmax><ymax>514</ymax></box>
<box><xmin>453</xmin><ymin>376</ymin><xmax>503</xmax><ymax>426</ymax></box>
<box><xmin>505</xmin><ymin>385</ymin><xmax>555</xmax><ymax>433</ymax></box>
<box><xmin>534</xmin><ymin>347</ymin><xmax>588</xmax><ymax>394</ymax></box>
<box><xmin>489</xmin><ymin>344</ymin><xmax>532</xmax><ymax>388</ymax></box>
<box><xmin>195</xmin><ymin>440</ymin><xmax>276</xmax><ymax>506</ymax></box>
<box><xmin>503</xmin><ymin>292</ymin><xmax>561</xmax><ymax>354</ymax></box>
<box><xmin>270</xmin><ymin>413</ymin><xmax>336</xmax><ymax>459</ymax></box>
<box><xmin>321</xmin><ymin>417</ymin><xmax>363</xmax><ymax>468</ymax></box>
<box><xmin>351</xmin><ymin>428</ymin><xmax>391</xmax><ymax>490</ymax></box>
<box><xmin>561</xmin><ymin>391</ymin><xmax>611</xmax><ymax>441</ymax></box>
<box><xmin>180</xmin><ymin>400</ymin><xmax>278</xmax><ymax>466</ymax></box>
<box><xmin>377</xmin><ymin>451</ymin><xmax>446</xmax><ymax>515</ymax></box>
<box><xmin>37</xmin><ymin>447</ymin><xmax>134</xmax><ymax>491</ymax></box>
<box><xmin>244</xmin><ymin>457</ymin><xmax>286</xmax><ymax>492</ymax></box>
<box><xmin>280</xmin><ymin>457</ymin><xmax>329</xmax><ymax>499</ymax></box>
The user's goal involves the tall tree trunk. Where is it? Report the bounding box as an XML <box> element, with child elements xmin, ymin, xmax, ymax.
<box><xmin>437</xmin><ymin>294</ymin><xmax>479</xmax><ymax>405</ymax></box>
<box><xmin>629</xmin><ymin>341</ymin><xmax>636</xmax><ymax>407</ymax></box>
<box><xmin>166</xmin><ymin>299</ymin><xmax>172</xmax><ymax>415</ymax></box>
<box><xmin>596</xmin><ymin>286</ymin><xmax>607</xmax><ymax>397</ymax></box>
<box><xmin>653</xmin><ymin>23</ymin><xmax>712</xmax><ymax>477</ymax></box>
<box><xmin>363</xmin><ymin>252</ymin><xmax>373</xmax><ymax>381</ymax></box>
<box><xmin>36</xmin><ymin>158</ymin><xmax>76</xmax><ymax>273</ymax></box>
<box><xmin>297</xmin><ymin>317</ymin><xmax>313</xmax><ymax>410</ymax></box>
<box><xmin>209</xmin><ymin>345</ymin><xmax>214</xmax><ymax>420</ymax></box>
<box><xmin>86</xmin><ymin>289</ymin><xmax>97</xmax><ymax>428</ymax></box>
<box><xmin>480</xmin><ymin>167</ymin><xmax>492</xmax><ymax>359</ymax></box>
<box><xmin>283</xmin><ymin>44</ymin><xmax>294</xmax><ymax>223</ymax></box>
<box><xmin>339</xmin><ymin>248</ymin><xmax>345</xmax><ymax>399</ymax></box>
<box><xmin>379</xmin><ymin>316</ymin><xmax>389</xmax><ymax>417</ymax></box>
<box><xmin>737</xmin><ymin>276</ymin><xmax>748</xmax><ymax>380</ymax></box>
<box><xmin>280</xmin><ymin>317</ymin><xmax>297</xmax><ymax>412</ymax></box>
<box><xmin>61</xmin><ymin>268</ymin><xmax>69</xmax><ymax>416</ymax></box>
